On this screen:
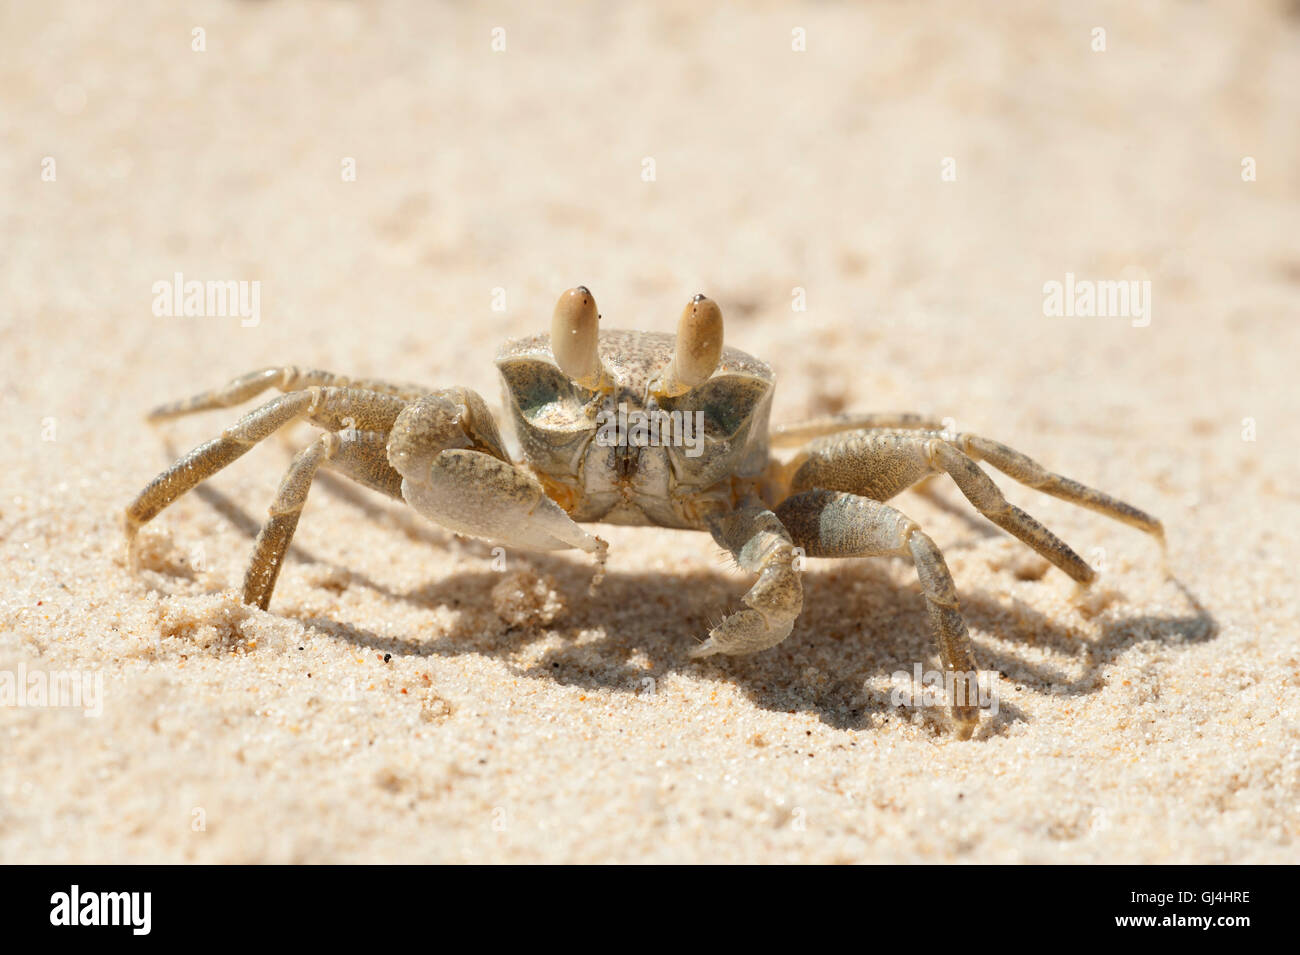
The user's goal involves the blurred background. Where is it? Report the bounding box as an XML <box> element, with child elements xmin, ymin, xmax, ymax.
<box><xmin>4</xmin><ymin>0</ymin><xmax>1297</xmax><ymax>436</ymax></box>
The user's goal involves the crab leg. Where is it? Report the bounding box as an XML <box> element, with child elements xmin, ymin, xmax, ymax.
<box><xmin>146</xmin><ymin>366</ymin><xmax>429</xmax><ymax>422</ymax></box>
<box><xmin>690</xmin><ymin>505</ymin><xmax>803</xmax><ymax>657</ymax></box>
<box><xmin>955</xmin><ymin>433</ymin><xmax>1163</xmax><ymax>540</ymax></box>
<box><xmin>927</xmin><ymin>440</ymin><xmax>1096</xmax><ymax>583</ymax></box>
<box><xmin>771</xmin><ymin>412</ymin><xmax>943</xmax><ymax>448</ymax></box>
<box><xmin>788</xmin><ymin>430</ymin><xmax>1100</xmax><ymax>583</ymax></box>
<box><xmin>126</xmin><ymin>387</ymin><xmax>408</xmax><ymax>540</ymax></box>
<box><xmin>242</xmin><ymin>429</ymin><xmax>395</xmax><ymax>608</ymax></box>
<box><xmin>775</xmin><ymin>488</ymin><xmax>981</xmax><ymax>737</ymax></box>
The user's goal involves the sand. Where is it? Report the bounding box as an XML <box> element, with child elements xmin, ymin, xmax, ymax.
<box><xmin>1</xmin><ymin>0</ymin><xmax>1297</xmax><ymax>863</ymax></box>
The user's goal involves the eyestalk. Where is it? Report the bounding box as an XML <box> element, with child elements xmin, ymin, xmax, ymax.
<box><xmin>656</xmin><ymin>293</ymin><xmax>723</xmax><ymax>396</ymax></box>
<box><xmin>551</xmin><ymin>286</ymin><xmax>606</xmax><ymax>389</ymax></box>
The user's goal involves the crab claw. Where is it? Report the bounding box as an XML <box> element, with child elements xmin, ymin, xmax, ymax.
<box><xmin>551</xmin><ymin>286</ymin><xmax>606</xmax><ymax>389</ymax></box>
<box><xmin>689</xmin><ymin>607</ymin><xmax>796</xmax><ymax>658</ymax></box>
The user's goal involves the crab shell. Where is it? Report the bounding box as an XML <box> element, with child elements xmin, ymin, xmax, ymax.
<box><xmin>496</xmin><ymin>330</ymin><xmax>775</xmax><ymax>529</ymax></box>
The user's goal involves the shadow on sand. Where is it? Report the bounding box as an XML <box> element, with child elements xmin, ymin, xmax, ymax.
<box><xmin>160</xmin><ymin>463</ymin><xmax>1215</xmax><ymax>741</ymax></box>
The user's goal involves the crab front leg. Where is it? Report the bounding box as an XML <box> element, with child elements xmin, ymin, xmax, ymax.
<box><xmin>775</xmin><ymin>489</ymin><xmax>982</xmax><ymax>737</ymax></box>
<box><xmin>690</xmin><ymin>505</ymin><xmax>803</xmax><ymax>658</ymax></box>
<box><xmin>388</xmin><ymin>392</ymin><xmax>607</xmax><ymax>584</ymax></box>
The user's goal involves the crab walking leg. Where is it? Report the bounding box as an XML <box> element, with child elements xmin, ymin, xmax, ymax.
<box><xmin>955</xmin><ymin>433</ymin><xmax>1164</xmax><ymax>540</ymax></box>
<box><xmin>146</xmin><ymin>366</ymin><xmax>429</xmax><ymax>422</ymax></box>
<box><xmin>241</xmin><ymin>428</ymin><xmax>408</xmax><ymax>608</ymax></box>
<box><xmin>790</xmin><ymin>430</ymin><xmax>1096</xmax><ymax>584</ymax></box>
<box><xmin>690</xmin><ymin>506</ymin><xmax>803</xmax><ymax>657</ymax></box>
<box><xmin>927</xmin><ymin>441</ymin><xmax>1096</xmax><ymax>583</ymax></box>
<box><xmin>125</xmin><ymin>388</ymin><xmax>409</xmax><ymax>540</ymax></box>
<box><xmin>775</xmin><ymin>489</ymin><xmax>981</xmax><ymax>737</ymax></box>
<box><xmin>771</xmin><ymin>412</ymin><xmax>943</xmax><ymax>448</ymax></box>
<box><xmin>241</xmin><ymin>430</ymin><xmax>340</xmax><ymax>607</ymax></box>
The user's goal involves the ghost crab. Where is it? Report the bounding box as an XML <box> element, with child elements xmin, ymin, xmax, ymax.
<box><xmin>126</xmin><ymin>287</ymin><xmax>1164</xmax><ymax>737</ymax></box>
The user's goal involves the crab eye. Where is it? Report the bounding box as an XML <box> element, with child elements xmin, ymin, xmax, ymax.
<box><xmin>656</xmin><ymin>294</ymin><xmax>724</xmax><ymax>397</ymax></box>
<box><xmin>551</xmin><ymin>286</ymin><xmax>604</xmax><ymax>388</ymax></box>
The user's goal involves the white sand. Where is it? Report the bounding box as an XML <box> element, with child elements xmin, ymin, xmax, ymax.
<box><xmin>1</xmin><ymin>1</ymin><xmax>1298</xmax><ymax>863</ymax></box>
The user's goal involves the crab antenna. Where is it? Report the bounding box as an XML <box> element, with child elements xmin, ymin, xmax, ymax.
<box><xmin>551</xmin><ymin>286</ymin><xmax>607</xmax><ymax>389</ymax></box>
<box><xmin>658</xmin><ymin>294</ymin><xmax>723</xmax><ymax>396</ymax></box>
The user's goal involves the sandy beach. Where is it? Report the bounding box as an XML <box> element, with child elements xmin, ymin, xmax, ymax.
<box><xmin>1</xmin><ymin>0</ymin><xmax>1297</xmax><ymax>863</ymax></box>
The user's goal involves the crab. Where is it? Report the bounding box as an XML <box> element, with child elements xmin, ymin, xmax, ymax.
<box><xmin>126</xmin><ymin>287</ymin><xmax>1164</xmax><ymax>737</ymax></box>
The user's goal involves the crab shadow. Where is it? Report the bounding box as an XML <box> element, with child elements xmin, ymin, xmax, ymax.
<box><xmin>171</xmin><ymin>466</ymin><xmax>1216</xmax><ymax>740</ymax></box>
<box><xmin>297</xmin><ymin>546</ymin><xmax>1216</xmax><ymax>741</ymax></box>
